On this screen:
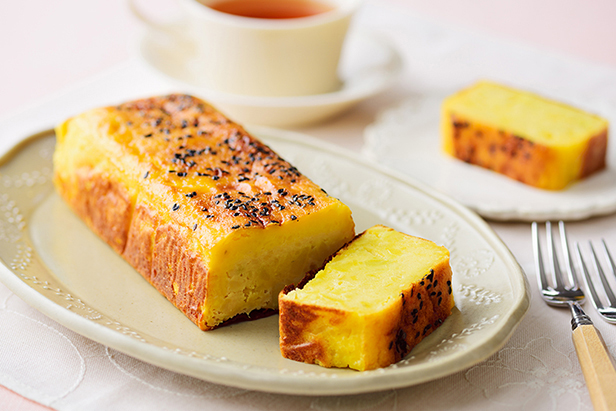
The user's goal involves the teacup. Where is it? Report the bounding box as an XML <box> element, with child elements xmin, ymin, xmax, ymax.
<box><xmin>130</xmin><ymin>0</ymin><xmax>363</xmax><ymax>97</ymax></box>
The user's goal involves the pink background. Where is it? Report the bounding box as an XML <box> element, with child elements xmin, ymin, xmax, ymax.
<box><xmin>1</xmin><ymin>0</ymin><xmax>615</xmax><ymax>118</ymax></box>
<box><xmin>1</xmin><ymin>0</ymin><xmax>615</xmax><ymax>408</ymax></box>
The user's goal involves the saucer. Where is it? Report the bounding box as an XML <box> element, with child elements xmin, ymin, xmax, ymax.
<box><xmin>136</xmin><ymin>28</ymin><xmax>403</xmax><ymax>128</ymax></box>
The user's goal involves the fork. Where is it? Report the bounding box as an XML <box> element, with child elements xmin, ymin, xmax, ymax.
<box><xmin>576</xmin><ymin>240</ymin><xmax>616</xmax><ymax>324</ymax></box>
<box><xmin>532</xmin><ymin>221</ymin><xmax>616</xmax><ymax>411</ymax></box>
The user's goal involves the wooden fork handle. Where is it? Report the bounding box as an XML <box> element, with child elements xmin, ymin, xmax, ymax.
<box><xmin>572</xmin><ymin>324</ymin><xmax>616</xmax><ymax>411</ymax></box>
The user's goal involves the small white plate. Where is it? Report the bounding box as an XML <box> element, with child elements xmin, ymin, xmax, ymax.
<box><xmin>364</xmin><ymin>94</ymin><xmax>616</xmax><ymax>222</ymax></box>
<box><xmin>0</xmin><ymin>127</ymin><xmax>528</xmax><ymax>395</ymax></box>
<box><xmin>136</xmin><ymin>29</ymin><xmax>403</xmax><ymax>128</ymax></box>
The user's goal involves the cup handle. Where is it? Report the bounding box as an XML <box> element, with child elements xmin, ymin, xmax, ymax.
<box><xmin>127</xmin><ymin>0</ymin><xmax>185</xmax><ymax>35</ymax></box>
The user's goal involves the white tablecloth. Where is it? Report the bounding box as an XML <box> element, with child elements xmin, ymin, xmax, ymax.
<box><xmin>1</xmin><ymin>3</ymin><xmax>616</xmax><ymax>410</ymax></box>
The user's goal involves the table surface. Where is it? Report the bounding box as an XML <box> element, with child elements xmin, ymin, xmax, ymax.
<box><xmin>2</xmin><ymin>1</ymin><xmax>616</xmax><ymax>410</ymax></box>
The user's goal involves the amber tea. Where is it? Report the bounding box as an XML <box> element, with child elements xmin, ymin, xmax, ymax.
<box><xmin>206</xmin><ymin>0</ymin><xmax>334</xmax><ymax>19</ymax></box>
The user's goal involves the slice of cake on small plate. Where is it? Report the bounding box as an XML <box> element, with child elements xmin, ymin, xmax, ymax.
<box><xmin>441</xmin><ymin>81</ymin><xmax>609</xmax><ymax>190</ymax></box>
<box><xmin>279</xmin><ymin>225</ymin><xmax>454</xmax><ymax>371</ymax></box>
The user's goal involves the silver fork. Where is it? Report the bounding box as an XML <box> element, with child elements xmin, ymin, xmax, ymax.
<box><xmin>532</xmin><ymin>221</ymin><xmax>616</xmax><ymax>411</ymax></box>
<box><xmin>532</xmin><ymin>221</ymin><xmax>585</xmax><ymax>308</ymax></box>
<box><xmin>576</xmin><ymin>240</ymin><xmax>616</xmax><ymax>324</ymax></box>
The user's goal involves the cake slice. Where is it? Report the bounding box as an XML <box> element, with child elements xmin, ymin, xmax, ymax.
<box><xmin>279</xmin><ymin>225</ymin><xmax>454</xmax><ymax>371</ymax></box>
<box><xmin>441</xmin><ymin>81</ymin><xmax>609</xmax><ymax>190</ymax></box>
<box><xmin>53</xmin><ymin>94</ymin><xmax>355</xmax><ymax>330</ymax></box>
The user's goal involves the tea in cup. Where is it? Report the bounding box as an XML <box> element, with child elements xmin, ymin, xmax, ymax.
<box><xmin>205</xmin><ymin>0</ymin><xmax>334</xmax><ymax>19</ymax></box>
<box><xmin>130</xmin><ymin>0</ymin><xmax>363</xmax><ymax>97</ymax></box>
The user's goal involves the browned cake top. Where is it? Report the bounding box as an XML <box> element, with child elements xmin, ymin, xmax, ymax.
<box><xmin>106</xmin><ymin>94</ymin><xmax>333</xmax><ymax>232</ymax></box>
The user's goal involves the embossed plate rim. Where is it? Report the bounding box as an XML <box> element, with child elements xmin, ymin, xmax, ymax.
<box><xmin>0</xmin><ymin>126</ymin><xmax>529</xmax><ymax>395</ymax></box>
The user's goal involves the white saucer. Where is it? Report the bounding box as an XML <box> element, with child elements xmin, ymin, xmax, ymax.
<box><xmin>364</xmin><ymin>93</ymin><xmax>616</xmax><ymax>222</ymax></box>
<box><xmin>136</xmin><ymin>28</ymin><xmax>403</xmax><ymax>128</ymax></box>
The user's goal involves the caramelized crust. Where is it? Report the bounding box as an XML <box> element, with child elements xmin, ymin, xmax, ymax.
<box><xmin>581</xmin><ymin>129</ymin><xmax>608</xmax><ymax>178</ymax></box>
<box><xmin>447</xmin><ymin>115</ymin><xmax>607</xmax><ymax>189</ymax></box>
<box><xmin>53</xmin><ymin>94</ymin><xmax>355</xmax><ymax>330</ymax></box>
<box><xmin>63</xmin><ymin>169</ymin><xmax>132</xmax><ymax>254</ymax></box>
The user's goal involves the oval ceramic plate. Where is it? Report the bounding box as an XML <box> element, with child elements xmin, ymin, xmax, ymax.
<box><xmin>364</xmin><ymin>94</ymin><xmax>616</xmax><ymax>222</ymax></box>
<box><xmin>0</xmin><ymin>127</ymin><xmax>528</xmax><ymax>395</ymax></box>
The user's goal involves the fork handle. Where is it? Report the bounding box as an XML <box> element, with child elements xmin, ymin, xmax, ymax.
<box><xmin>572</xmin><ymin>324</ymin><xmax>616</xmax><ymax>411</ymax></box>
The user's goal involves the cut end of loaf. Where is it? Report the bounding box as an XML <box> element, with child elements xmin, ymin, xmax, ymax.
<box><xmin>279</xmin><ymin>225</ymin><xmax>454</xmax><ymax>371</ymax></box>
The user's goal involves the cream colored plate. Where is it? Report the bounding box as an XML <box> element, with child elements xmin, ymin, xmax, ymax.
<box><xmin>0</xmin><ymin>127</ymin><xmax>528</xmax><ymax>395</ymax></box>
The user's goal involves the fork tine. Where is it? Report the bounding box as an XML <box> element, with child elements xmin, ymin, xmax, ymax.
<box><xmin>546</xmin><ymin>221</ymin><xmax>565</xmax><ymax>290</ymax></box>
<box><xmin>532</xmin><ymin>222</ymin><xmax>550</xmax><ymax>292</ymax></box>
<box><xmin>602</xmin><ymin>239</ymin><xmax>616</xmax><ymax>280</ymax></box>
<box><xmin>590</xmin><ymin>242</ymin><xmax>616</xmax><ymax>306</ymax></box>
<box><xmin>558</xmin><ymin>221</ymin><xmax>580</xmax><ymax>289</ymax></box>
<box><xmin>577</xmin><ymin>243</ymin><xmax>605</xmax><ymax>311</ymax></box>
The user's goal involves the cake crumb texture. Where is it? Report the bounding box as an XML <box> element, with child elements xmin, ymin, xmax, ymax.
<box><xmin>279</xmin><ymin>225</ymin><xmax>454</xmax><ymax>371</ymax></box>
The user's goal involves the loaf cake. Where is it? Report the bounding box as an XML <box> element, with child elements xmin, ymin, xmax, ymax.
<box><xmin>441</xmin><ymin>81</ymin><xmax>609</xmax><ymax>190</ymax></box>
<box><xmin>53</xmin><ymin>94</ymin><xmax>355</xmax><ymax>330</ymax></box>
<box><xmin>279</xmin><ymin>225</ymin><xmax>454</xmax><ymax>371</ymax></box>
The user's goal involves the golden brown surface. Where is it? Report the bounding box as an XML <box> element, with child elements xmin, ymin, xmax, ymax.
<box><xmin>53</xmin><ymin>94</ymin><xmax>355</xmax><ymax>330</ymax></box>
<box><xmin>279</xmin><ymin>225</ymin><xmax>454</xmax><ymax>371</ymax></box>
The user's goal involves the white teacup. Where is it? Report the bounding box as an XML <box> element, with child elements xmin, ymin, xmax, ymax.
<box><xmin>130</xmin><ymin>0</ymin><xmax>362</xmax><ymax>97</ymax></box>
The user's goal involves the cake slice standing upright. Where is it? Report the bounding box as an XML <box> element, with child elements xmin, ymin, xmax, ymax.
<box><xmin>279</xmin><ymin>225</ymin><xmax>454</xmax><ymax>371</ymax></box>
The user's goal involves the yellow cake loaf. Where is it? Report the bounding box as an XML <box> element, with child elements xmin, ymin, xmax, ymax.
<box><xmin>441</xmin><ymin>81</ymin><xmax>609</xmax><ymax>190</ymax></box>
<box><xmin>53</xmin><ymin>94</ymin><xmax>355</xmax><ymax>330</ymax></box>
<box><xmin>279</xmin><ymin>225</ymin><xmax>454</xmax><ymax>371</ymax></box>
